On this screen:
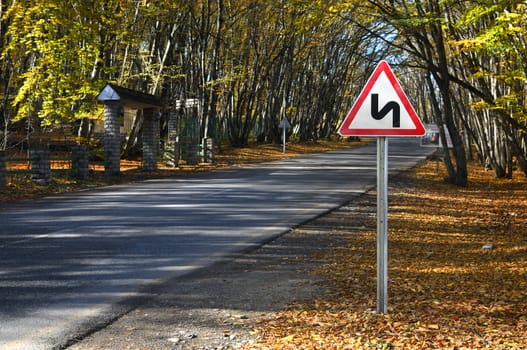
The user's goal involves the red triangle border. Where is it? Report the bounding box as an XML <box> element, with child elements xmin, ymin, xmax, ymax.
<box><xmin>338</xmin><ymin>60</ymin><xmax>426</xmax><ymax>137</ymax></box>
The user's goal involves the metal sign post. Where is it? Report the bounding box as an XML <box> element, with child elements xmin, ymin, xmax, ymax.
<box><xmin>282</xmin><ymin>128</ymin><xmax>286</xmax><ymax>153</ymax></box>
<box><xmin>337</xmin><ymin>60</ymin><xmax>426</xmax><ymax>314</ymax></box>
<box><xmin>278</xmin><ymin>117</ymin><xmax>291</xmax><ymax>153</ymax></box>
<box><xmin>376</xmin><ymin>136</ymin><xmax>388</xmax><ymax>313</ymax></box>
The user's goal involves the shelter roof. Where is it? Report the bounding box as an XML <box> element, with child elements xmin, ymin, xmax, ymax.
<box><xmin>96</xmin><ymin>83</ymin><xmax>162</xmax><ymax>109</ymax></box>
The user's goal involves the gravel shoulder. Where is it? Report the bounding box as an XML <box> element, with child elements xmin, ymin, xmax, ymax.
<box><xmin>66</xmin><ymin>190</ymin><xmax>376</xmax><ymax>350</ymax></box>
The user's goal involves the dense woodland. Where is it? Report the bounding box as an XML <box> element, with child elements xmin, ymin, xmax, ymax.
<box><xmin>0</xmin><ymin>0</ymin><xmax>526</xmax><ymax>185</ymax></box>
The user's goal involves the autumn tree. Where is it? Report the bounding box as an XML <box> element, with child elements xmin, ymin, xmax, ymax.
<box><xmin>447</xmin><ymin>0</ymin><xmax>527</xmax><ymax>177</ymax></box>
<box><xmin>359</xmin><ymin>0</ymin><xmax>527</xmax><ymax>181</ymax></box>
<box><xmin>1</xmin><ymin>1</ymin><xmax>104</xmax><ymax>131</ymax></box>
<box><xmin>0</xmin><ymin>0</ymin><xmax>388</xmax><ymax>151</ymax></box>
<box><xmin>357</xmin><ymin>0</ymin><xmax>467</xmax><ymax>185</ymax></box>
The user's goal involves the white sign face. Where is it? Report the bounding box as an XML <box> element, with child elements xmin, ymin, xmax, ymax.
<box><xmin>338</xmin><ymin>60</ymin><xmax>425</xmax><ymax>137</ymax></box>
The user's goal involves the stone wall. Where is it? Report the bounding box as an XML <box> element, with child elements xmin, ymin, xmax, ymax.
<box><xmin>72</xmin><ymin>144</ymin><xmax>89</xmax><ymax>179</ymax></box>
<box><xmin>202</xmin><ymin>138</ymin><xmax>214</xmax><ymax>163</ymax></box>
<box><xmin>142</xmin><ymin>108</ymin><xmax>160</xmax><ymax>171</ymax></box>
<box><xmin>180</xmin><ymin>136</ymin><xmax>199</xmax><ymax>165</ymax></box>
<box><xmin>30</xmin><ymin>145</ymin><xmax>51</xmax><ymax>184</ymax></box>
<box><xmin>165</xmin><ymin>111</ymin><xmax>179</xmax><ymax>167</ymax></box>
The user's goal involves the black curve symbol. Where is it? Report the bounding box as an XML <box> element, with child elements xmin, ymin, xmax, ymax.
<box><xmin>371</xmin><ymin>94</ymin><xmax>400</xmax><ymax>128</ymax></box>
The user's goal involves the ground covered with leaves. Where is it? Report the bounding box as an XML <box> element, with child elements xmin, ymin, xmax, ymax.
<box><xmin>249</xmin><ymin>161</ymin><xmax>527</xmax><ymax>349</ymax></box>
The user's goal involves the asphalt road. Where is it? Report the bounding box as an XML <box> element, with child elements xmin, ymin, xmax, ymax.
<box><xmin>0</xmin><ymin>138</ymin><xmax>434</xmax><ymax>350</ymax></box>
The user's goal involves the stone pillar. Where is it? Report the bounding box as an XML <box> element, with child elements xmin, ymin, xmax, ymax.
<box><xmin>187</xmin><ymin>142</ymin><xmax>199</xmax><ymax>165</ymax></box>
<box><xmin>30</xmin><ymin>145</ymin><xmax>51</xmax><ymax>184</ymax></box>
<box><xmin>179</xmin><ymin>136</ymin><xmax>189</xmax><ymax>164</ymax></box>
<box><xmin>180</xmin><ymin>136</ymin><xmax>199</xmax><ymax>166</ymax></box>
<box><xmin>103</xmin><ymin>102</ymin><xmax>121</xmax><ymax>175</ymax></box>
<box><xmin>165</xmin><ymin>111</ymin><xmax>179</xmax><ymax>167</ymax></box>
<box><xmin>0</xmin><ymin>151</ymin><xmax>6</xmax><ymax>188</ymax></box>
<box><xmin>202</xmin><ymin>138</ymin><xmax>214</xmax><ymax>163</ymax></box>
<box><xmin>142</xmin><ymin>108</ymin><xmax>159</xmax><ymax>171</ymax></box>
<box><xmin>71</xmin><ymin>144</ymin><xmax>89</xmax><ymax>180</ymax></box>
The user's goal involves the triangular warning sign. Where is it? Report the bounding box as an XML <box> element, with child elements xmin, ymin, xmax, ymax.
<box><xmin>338</xmin><ymin>60</ymin><xmax>426</xmax><ymax>137</ymax></box>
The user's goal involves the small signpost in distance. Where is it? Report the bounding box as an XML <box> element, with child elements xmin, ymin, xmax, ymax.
<box><xmin>279</xmin><ymin>117</ymin><xmax>291</xmax><ymax>153</ymax></box>
<box><xmin>338</xmin><ymin>60</ymin><xmax>426</xmax><ymax>314</ymax></box>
